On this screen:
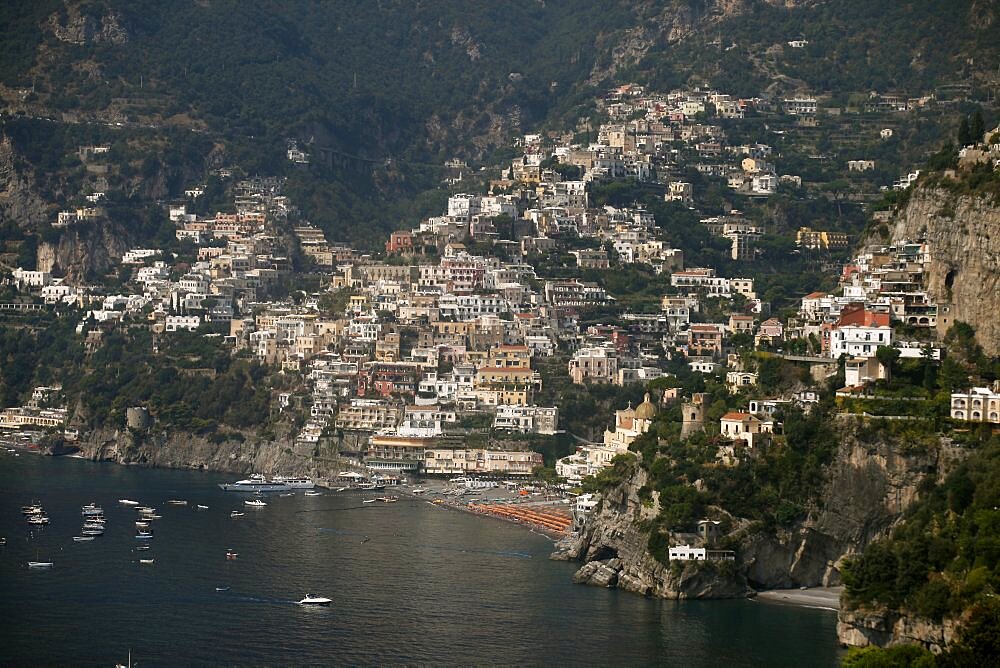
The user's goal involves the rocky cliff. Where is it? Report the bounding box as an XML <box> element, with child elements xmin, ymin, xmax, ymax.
<box><xmin>0</xmin><ymin>135</ymin><xmax>51</xmax><ymax>232</ymax></box>
<box><xmin>554</xmin><ymin>418</ymin><xmax>965</xmax><ymax>601</ymax></box>
<box><xmin>36</xmin><ymin>221</ymin><xmax>135</xmax><ymax>283</ymax></box>
<box><xmin>888</xmin><ymin>186</ymin><xmax>1000</xmax><ymax>356</ymax></box>
<box><xmin>837</xmin><ymin>608</ymin><xmax>962</xmax><ymax>654</ymax></box>
<box><xmin>75</xmin><ymin>424</ymin><xmax>363</xmax><ymax>480</ymax></box>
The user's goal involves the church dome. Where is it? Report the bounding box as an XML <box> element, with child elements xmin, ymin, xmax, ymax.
<box><xmin>634</xmin><ymin>392</ymin><xmax>658</xmax><ymax>420</ymax></box>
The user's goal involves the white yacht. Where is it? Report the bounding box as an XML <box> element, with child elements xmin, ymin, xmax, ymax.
<box><xmin>298</xmin><ymin>594</ymin><xmax>332</xmax><ymax>606</ymax></box>
<box><xmin>119</xmin><ymin>499</ymin><xmax>139</xmax><ymax>506</ymax></box>
<box><xmin>244</xmin><ymin>499</ymin><xmax>267</xmax><ymax>507</ymax></box>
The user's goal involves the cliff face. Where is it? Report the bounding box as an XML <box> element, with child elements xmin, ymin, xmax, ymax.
<box><xmin>555</xmin><ymin>419</ymin><xmax>965</xmax><ymax>600</ymax></box>
<box><xmin>889</xmin><ymin>187</ymin><xmax>1000</xmax><ymax>356</ymax></box>
<box><xmin>36</xmin><ymin>222</ymin><xmax>134</xmax><ymax>283</ymax></box>
<box><xmin>0</xmin><ymin>135</ymin><xmax>51</xmax><ymax>232</ymax></box>
<box><xmin>75</xmin><ymin>425</ymin><xmax>362</xmax><ymax>479</ymax></box>
<box><xmin>837</xmin><ymin>608</ymin><xmax>961</xmax><ymax>654</ymax></box>
<box><xmin>552</xmin><ymin>466</ymin><xmax>752</xmax><ymax>598</ymax></box>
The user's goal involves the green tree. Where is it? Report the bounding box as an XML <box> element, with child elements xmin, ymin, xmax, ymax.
<box><xmin>969</xmin><ymin>111</ymin><xmax>985</xmax><ymax>145</ymax></box>
<box><xmin>876</xmin><ymin>345</ymin><xmax>901</xmax><ymax>382</ymax></box>
<box><xmin>958</xmin><ymin>116</ymin><xmax>972</xmax><ymax>147</ymax></box>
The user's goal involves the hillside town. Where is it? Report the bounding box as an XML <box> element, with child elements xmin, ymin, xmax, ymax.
<box><xmin>4</xmin><ymin>83</ymin><xmax>1000</xmax><ymax>526</ymax></box>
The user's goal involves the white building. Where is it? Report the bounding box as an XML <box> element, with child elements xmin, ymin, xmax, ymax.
<box><xmin>951</xmin><ymin>386</ymin><xmax>1000</xmax><ymax>424</ymax></box>
<box><xmin>165</xmin><ymin>315</ymin><xmax>201</xmax><ymax>332</ymax></box>
<box><xmin>830</xmin><ymin>325</ymin><xmax>893</xmax><ymax>359</ymax></box>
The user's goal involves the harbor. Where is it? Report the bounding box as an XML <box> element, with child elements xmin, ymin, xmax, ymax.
<box><xmin>0</xmin><ymin>451</ymin><xmax>840</xmax><ymax>666</ymax></box>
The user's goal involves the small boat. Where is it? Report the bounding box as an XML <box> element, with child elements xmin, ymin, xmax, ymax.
<box><xmin>22</xmin><ymin>505</ymin><xmax>43</xmax><ymax>515</ymax></box>
<box><xmin>244</xmin><ymin>499</ymin><xmax>267</xmax><ymax>507</ymax></box>
<box><xmin>298</xmin><ymin>594</ymin><xmax>332</xmax><ymax>606</ymax></box>
<box><xmin>28</xmin><ymin>561</ymin><xmax>53</xmax><ymax>569</ymax></box>
<box><xmin>362</xmin><ymin>499</ymin><xmax>376</xmax><ymax>504</ymax></box>
<box><xmin>167</xmin><ymin>500</ymin><xmax>188</xmax><ymax>505</ymax></box>
<box><xmin>215</xmin><ymin>586</ymin><xmax>230</xmax><ymax>592</ymax></box>
<box><xmin>27</xmin><ymin>516</ymin><xmax>50</xmax><ymax>525</ymax></box>
<box><xmin>82</xmin><ymin>524</ymin><xmax>105</xmax><ymax>531</ymax></box>
<box><xmin>136</xmin><ymin>521</ymin><xmax>150</xmax><ymax>528</ymax></box>
<box><xmin>226</xmin><ymin>550</ymin><xmax>238</xmax><ymax>560</ymax></box>
<box><xmin>230</xmin><ymin>511</ymin><xmax>244</xmax><ymax>518</ymax></box>
<box><xmin>119</xmin><ymin>499</ymin><xmax>139</xmax><ymax>506</ymax></box>
<box><xmin>411</xmin><ymin>487</ymin><xmax>426</xmax><ymax>494</ymax></box>
<box><xmin>335</xmin><ymin>487</ymin><xmax>347</xmax><ymax>492</ymax></box>
<box><xmin>139</xmin><ymin>559</ymin><xmax>154</xmax><ymax>565</ymax></box>
<box><xmin>73</xmin><ymin>536</ymin><xmax>95</xmax><ymax>542</ymax></box>
<box><xmin>146</xmin><ymin>515</ymin><xmax>163</xmax><ymax>520</ymax></box>
<box><xmin>304</xmin><ymin>491</ymin><xmax>322</xmax><ymax>497</ymax></box>
<box><xmin>0</xmin><ymin>537</ymin><xmax>6</xmax><ymax>546</ymax></box>
<box><xmin>81</xmin><ymin>505</ymin><xmax>103</xmax><ymax>516</ymax></box>
<box><xmin>376</xmin><ymin>496</ymin><xmax>398</xmax><ymax>503</ymax></box>
<box><xmin>136</xmin><ymin>506</ymin><xmax>155</xmax><ymax>513</ymax></box>
<box><xmin>195</xmin><ymin>505</ymin><xmax>209</xmax><ymax>510</ymax></box>
<box><xmin>135</xmin><ymin>545</ymin><xmax>151</xmax><ymax>551</ymax></box>
<box><xmin>279</xmin><ymin>493</ymin><xmax>294</xmax><ymax>497</ymax></box>
<box><xmin>81</xmin><ymin>529</ymin><xmax>104</xmax><ymax>536</ymax></box>
<box><xmin>135</xmin><ymin>533</ymin><xmax>154</xmax><ymax>540</ymax></box>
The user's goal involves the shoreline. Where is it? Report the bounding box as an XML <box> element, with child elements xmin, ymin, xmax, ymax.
<box><xmin>754</xmin><ymin>586</ymin><xmax>843</xmax><ymax>611</ymax></box>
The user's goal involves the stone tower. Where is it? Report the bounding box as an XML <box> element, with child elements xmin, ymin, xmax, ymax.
<box><xmin>680</xmin><ymin>392</ymin><xmax>706</xmax><ymax>439</ymax></box>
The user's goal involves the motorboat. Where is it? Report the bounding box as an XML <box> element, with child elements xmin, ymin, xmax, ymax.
<box><xmin>139</xmin><ymin>559</ymin><xmax>154</xmax><ymax>565</ymax></box>
<box><xmin>230</xmin><ymin>511</ymin><xmax>245</xmax><ymax>518</ymax></box>
<box><xmin>167</xmin><ymin>500</ymin><xmax>188</xmax><ymax>506</ymax></box>
<box><xmin>362</xmin><ymin>499</ymin><xmax>376</xmax><ymax>504</ymax></box>
<box><xmin>215</xmin><ymin>586</ymin><xmax>230</xmax><ymax>592</ymax></box>
<box><xmin>135</xmin><ymin>545</ymin><xmax>151</xmax><ymax>551</ymax></box>
<box><xmin>27</xmin><ymin>515</ymin><xmax>50</xmax><ymax>525</ymax></box>
<box><xmin>135</xmin><ymin>533</ymin><xmax>154</xmax><ymax>540</ymax></box>
<box><xmin>28</xmin><ymin>561</ymin><xmax>53</xmax><ymax>569</ymax></box>
<box><xmin>73</xmin><ymin>536</ymin><xmax>95</xmax><ymax>542</ymax></box>
<box><xmin>119</xmin><ymin>499</ymin><xmax>139</xmax><ymax>506</ymax></box>
<box><xmin>81</xmin><ymin>529</ymin><xmax>104</xmax><ymax>536</ymax></box>
<box><xmin>244</xmin><ymin>499</ymin><xmax>267</xmax><ymax>507</ymax></box>
<box><xmin>195</xmin><ymin>505</ymin><xmax>209</xmax><ymax>511</ymax></box>
<box><xmin>377</xmin><ymin>496</ymin><xmax>399</xmax><ymax>503</ymax></box>
<box><xmin>298</xmin><ymin>594</ymin><xmax>331</xmax><ymax>606</ymax></box>
<box><xmin>304</xmin><ymin>491</ymin><xmax>322</xmax><ymax>497</ymax></box>
<box><xmin>226</xmin><ymin>550</ymin><xmax>238</xmax><ymax>560</ymax></box>
<box><xmin>136</xmin><ymin>521</ymin><xmax>150</xmax><ymax>528</ymax></box>
<box><xmin>411</xmin><ymin>487</ymin><xmax>426</xmax><ymax>494</ymax></box>
<box><xmin>219</xmin><ymin>473</ymin><xmax>315</xmax><ymax>492</ymax></box>
<box><xmin>136</xmin><ymin>506</ymin><xmax>155</xmax><ymax>514</ymax></box>
<box><xmin>279</xmin><ymin>493</ymin><xmax>294</xmax><ymax>497</ymax></box>
<box><xmin>22</xmin><ymin>505</ymin><xmax>43</xmax><ymax>515</ymax></box>
<box><xmin>335</xmin><ymin>487</ymin><xmax>347</xmax><ymax>492</ymax></box>
<box><xmin>0</xmin><ymin>537</ymin><xmax>6</xmax><ymax>546</ymax></box>
<box><xmin>81</xmin><ymin>504</ymin><xmax>103</xmax><ymax>516</ymax></box>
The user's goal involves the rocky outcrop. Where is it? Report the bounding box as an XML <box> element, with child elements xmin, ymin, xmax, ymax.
<box><xmin>555</xmin><ymin>420</ymin><xmax>965</xmax><ymax>601</ymax></box>
<box><xmin>47</xmin><ymin>4</ymin><xmax>128</xmax><ymax>46</ymax></box>
<box><xmin>888</xmin><ymin>186</ymin><xmax>1000</xmax><ymax>355</ymax></box>
<box><xmin>837</xmin><ymin>608</ymin><xmax>961</xmax><ymax>654</ymax></box>
<box><xmin>76</xmin><ymin>425</ymin><xmax>345</xmax><ymax>479</ymax></box>
<box><xmin>553</xmin><ymin>465</ymin><xmax>752</xmax><ymax>599</ymax></box>
<box><xmin>36</xmin><ymin>221</ymin><xmax>134</xmax><ymax>283</ymax></box>
<box><xmin>0</xmin><ymin>135</ymin><xmax>51</xmax><ymax>232</ymax></box>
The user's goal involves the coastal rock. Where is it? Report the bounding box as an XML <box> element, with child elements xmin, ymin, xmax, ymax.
<box><xmin>76</xmin><ymin>425</ymin><xmax>342</xmax><ymax>479</ymax></box>
<box><xmin>837</xmin><ymin>607</ymin><xmax>961</xmax><ymax>654</ymax></box>
<box><xmin>555</xmin><ymin>420</ymin><xmax>964</xmax><ymax>602</ymax></box>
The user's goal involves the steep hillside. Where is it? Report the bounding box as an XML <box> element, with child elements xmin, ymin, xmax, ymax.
<box><xmin>552</xmin><ymin>416</ymin><xmax>966</xmax><ymax>598</ymax></box>
<box><xmin>886</xmin><ymin>182</ymin><xmax>1000</xmax><ymax>356</ymax></box>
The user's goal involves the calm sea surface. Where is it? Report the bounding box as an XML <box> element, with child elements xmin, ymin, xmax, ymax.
<box><xmin>0</xmin><ymin>453</ymin><xmax>840</xmax><ymax>666</ymax></box>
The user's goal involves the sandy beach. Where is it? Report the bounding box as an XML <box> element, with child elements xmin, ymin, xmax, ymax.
<box><xmin>754</xmin><ymin>586</ymin><xmax>843</xmax><ymax>611</ymax></box>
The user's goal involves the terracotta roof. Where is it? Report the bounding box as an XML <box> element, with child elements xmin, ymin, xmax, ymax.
<box><xmin>721</xmin><ymin>411</ymin><xmax>752</xmax><ymax>421</ymax></box>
